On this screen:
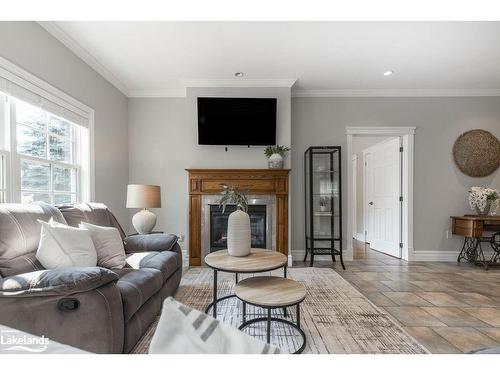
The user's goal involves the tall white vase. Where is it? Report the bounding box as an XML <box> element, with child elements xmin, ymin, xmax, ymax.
<box><xmin>227</xmin><ymin>209</ymin><xmax>251</xmax><ymax>257</ymax></box>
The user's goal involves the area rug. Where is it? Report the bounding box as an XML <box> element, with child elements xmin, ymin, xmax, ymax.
<box><xmin>132</xmin><ymin>267</ymin><xmax>428</xmax><ymax>354</ymax></box>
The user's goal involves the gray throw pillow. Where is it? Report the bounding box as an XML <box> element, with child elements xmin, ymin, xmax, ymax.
<box><xmin>79</xmin><ymin>222</ymin><xmax>126</xmax><ymax>269</ymax></box>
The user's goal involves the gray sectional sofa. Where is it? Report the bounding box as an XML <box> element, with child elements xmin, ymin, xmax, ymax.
<box><xmin>0</xmin><ymin>202</ymin><xmax>182</xmax><ymax>353</ymax></box>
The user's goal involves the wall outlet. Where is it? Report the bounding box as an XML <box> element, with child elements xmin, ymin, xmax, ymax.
<box><xmin>445</xmin><ymin>230</ymin><xmax>451</xmax><ymax>239</ymax></box>
<box><xmin>177</xmin><ymin>234</ymin><xmax>185</xmax><ymax>242</ymax></box>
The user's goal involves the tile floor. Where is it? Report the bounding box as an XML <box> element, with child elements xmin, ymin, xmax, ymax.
<box><xmin>294</xmin><ymin>240</ymin><xmax>500</xmax><ymax>353</ymax></box>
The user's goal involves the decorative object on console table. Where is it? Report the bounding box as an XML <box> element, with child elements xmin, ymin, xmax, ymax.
<box><xmin>304</xmin><ymin>146</ymin><xmax>344</xmax><ymax>269</ymax></box>
<box><xmin>453</xmin><ymin>129</ymin><xmax>500</xmax><ymax>177</ymax></box>
<box><xmin>468</xmin><ymin>187</ymin><xmax>500</xmax><ymax>216</ymax></box>
<box><xmin>265</xmin><ymin>145</ymin><xmax>290</xmax><ymax>169</ymax></box>
<box><xmin>126</xmin><ymin>184</ymin><xmax>161</xmax><ymax>234</ymax></box>
<box><xmin>219</xmin><ymin>185</ymin><xmax>251</xmax><ymax>257</ymax></box>
<box><xmin>451</xmin><ymin>215</ymin><xmax>500</xmax><ymax>270</ymax></box>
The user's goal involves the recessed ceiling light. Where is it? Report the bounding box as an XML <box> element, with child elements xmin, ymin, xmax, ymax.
<box><xmin>383</xmin><ymin>70</ymin><xmax>394</xmax><ymax>77</ymax></box>
<box><xmin>234</xmin><ymin>72</ymin><xmax>244</xmax><ymax>77</ymax></box>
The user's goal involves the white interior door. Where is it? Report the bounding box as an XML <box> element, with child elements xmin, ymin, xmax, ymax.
<box><xmin>365</xmin><ymin>137</ymin><xmax>401</xmax><ymax>257</ymax></box>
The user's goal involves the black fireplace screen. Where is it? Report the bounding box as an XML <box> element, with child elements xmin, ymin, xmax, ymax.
<box><xmin>209</xmin><ymin>205</ymin><xmax>266</xmax><ymax>252</ymax></box>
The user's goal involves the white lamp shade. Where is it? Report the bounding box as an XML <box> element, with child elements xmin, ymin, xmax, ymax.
<box><xmin>126</xmin><ymin>184</ymin><xmax>161</xmax><ymax>209</ymax></box>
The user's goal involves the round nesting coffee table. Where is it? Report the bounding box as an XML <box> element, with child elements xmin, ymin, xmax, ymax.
<box><xmin>204</xmin><ymin>249</ymin><xmax>287</xmax><ymax>318</ymax></box>
<box><xmin>235</xmin><ymin>276</ymin><xmax>307</xmax><ymax>354</ymax></box>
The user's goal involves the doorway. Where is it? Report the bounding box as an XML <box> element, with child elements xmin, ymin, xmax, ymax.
<box><xmin>346</xmin><ymin>127</ymin><xmax>415</xmax><ymax>262</ymax></box>
<box><xmin>362</xmin><ymin>137</ymin><xmax>401</xmax><ymax>257</ymax></box>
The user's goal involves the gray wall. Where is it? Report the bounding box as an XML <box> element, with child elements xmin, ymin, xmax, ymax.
<box><xmin>128</xmin><ymin>87</ymin><xmax>291</xmax><ymax>252</ymax></box>
<box><xmin>0</xmin><ymin>22</ymin><xmax>129</xmax><ymax>227</ymax></box>
<box><xmin>291</xmin><ymin>97</ymin><xmax>500</xmax><ymax>256</ymax></box>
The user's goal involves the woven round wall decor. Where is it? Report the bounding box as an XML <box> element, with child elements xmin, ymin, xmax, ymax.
<box><xmin>452</xmin><ymin>129</ymin><xmax>500</xmax><ymax>177</ymax></box>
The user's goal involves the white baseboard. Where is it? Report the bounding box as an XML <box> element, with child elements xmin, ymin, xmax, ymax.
<box><xmin>291</xmin><ymin>249</ymin><xmax>331</xmax><ymax>262</ymax></box>
<box><xmin>412</xmin><ymin>250</ymin><xmax>459</xmax><ymax>262</ymax></box>
<box><xmin>413</xmin><ymin>250</ymin><xmax>494</xmax><ymax>262</ymax></box>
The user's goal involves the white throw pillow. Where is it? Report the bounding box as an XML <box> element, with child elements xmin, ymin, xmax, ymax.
<box><xmin>148</xmin><ymin>297</ymin><xmax>280</xmax><ymax>354</ymax></box>
<box><xmin>79</xmin><ymin>222</ymin><xmax>126</xmax><ymax>269</ymax></box>
<box><xmin>36</xmin><ymin>219</ymin><xmax>97</xmax><ymax>269</ymax></box>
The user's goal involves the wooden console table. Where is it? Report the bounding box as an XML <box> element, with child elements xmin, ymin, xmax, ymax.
<box><xmin>451</xmin><ymin>215</ymin><xmax>500</xmax><ymax>270</ymax></box>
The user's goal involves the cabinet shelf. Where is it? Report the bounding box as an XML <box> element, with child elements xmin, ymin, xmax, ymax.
<box><xmin>313</xmin><ymin>212</ymin><xmax>339</xmax><ymax>216</ymax></box>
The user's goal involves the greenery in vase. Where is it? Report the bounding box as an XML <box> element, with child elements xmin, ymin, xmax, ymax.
<box><xmin>219</xmin><ymin>184</ymin><xmax>248</xmax><ymax>213</ymax></box>
<box><xmin>264</xmin><ymin>145</ymin><xmax>290</xmax><ymax>158</ymax></box>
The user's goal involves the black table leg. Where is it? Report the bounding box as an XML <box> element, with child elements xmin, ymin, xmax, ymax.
<box><xmin>266</xmin><ymin>309</ymin><xmax>271</xmax><ymax>344</ymax></box>
<box><xmin>283</xmin><ymin>266</ymin><xmax>288</xmax><ymax>318</ymax></box>
<box><xmin>296</xmin><ymin>304</ymin><xmax>301</xmax><ymax>330</ymax></box>
<box><xmin>242</xmin><ymin>301</ymin><xmax>246</xmax><ymax>324</ymax></box>
<box><xmin>212</xmin><ymin>269</ymin><xmax>218</xmax><ymax>318</ymax></box>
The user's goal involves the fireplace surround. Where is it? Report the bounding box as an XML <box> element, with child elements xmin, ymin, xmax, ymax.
<box><xmin>186</xmin><ymin>169</ymin><xmax>290</xmax><ymax>266</ymax></box>
<box><xmin>201</xmin><ymin>195</ymin><xmax>276</xmax><ymax>260</ymax></box>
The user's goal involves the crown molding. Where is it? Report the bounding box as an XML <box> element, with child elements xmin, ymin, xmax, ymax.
<box><xmin>128</xmin><ymin>88</ymin><xmax>187</xmax><ymax>98</ymax></box>
<box><xmin>182</xmin><ymin>78</ymin><xmax>297</xmax><ymax>88</ymax></box>
<box><xmin>38</xmin><ymin>21</ymin><xmax>130</xmax><ymax>96</ymax></box>
<box><xmin>292</xmin><ymin>88</ymin><xmax>500</xmax><ymax>97</ymax></box>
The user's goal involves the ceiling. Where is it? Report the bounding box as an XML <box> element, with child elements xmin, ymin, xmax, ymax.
<box><xmin>40</xmin><ymin>21</ymin><xmax>500</xmax><ymax>97</ymax></box>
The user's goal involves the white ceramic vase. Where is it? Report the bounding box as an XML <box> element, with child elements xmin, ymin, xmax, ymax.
<box><xmin>132</xmin><ymin>209</ymin><xmax>157</xmax><ymax>234</ymax></box>
<box><xmin>268</xmin><ymin>153</ymin><xmax>283</xmax><ymax>169</ymax></box>
<box><xmin>227</xmin><ymin>209</ymin><xmax>251</xmax><ymax>257</ymax></box>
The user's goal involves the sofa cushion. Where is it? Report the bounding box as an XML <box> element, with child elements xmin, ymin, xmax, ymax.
<box><xmin>123</xmin><ymin>234</ymin><xmax>178</xmax><ymax>253</ymax></box>
<box><xmin>79</xmin><ymin>222</ymin><xmax>126</xmax><ymax>269</ymax></box>
<box><xmin>0</xmin><ymin>267</ymin><xmax>118</xmax><ymax>297</ymax></box>
<box><xmin>58</xmin><ymin>203</ymin><xmax>126</xmax><ymax>239</ymax></box>
<box><xmin>0</xmin><ymin>203</ymin><xmax>67</xmax><ymax>277</ymax></box>
<box><xmin>117</xmin><ymin>268</ymin><xmax>164</xmax><ymax>322</ymax></box>
<box><xmin>126</xmin><ymin>251</ymin><xmax>181</xmax><ymax>282</ymax></box>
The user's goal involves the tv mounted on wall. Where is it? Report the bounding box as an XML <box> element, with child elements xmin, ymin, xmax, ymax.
<box><xmin>197</xmin><ymin>97</ymin><xmax>277</xmax><ymax>145</ymax></box>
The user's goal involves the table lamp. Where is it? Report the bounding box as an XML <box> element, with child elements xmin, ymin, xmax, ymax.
<box><xmin>126</xmin><ymin>184</ymin><xmax>161</xmax><ymax>234</ymax></box>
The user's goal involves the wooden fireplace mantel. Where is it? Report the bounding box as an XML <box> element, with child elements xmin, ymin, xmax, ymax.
<box><xmin>186</xmin><ymin>169</ymin><xmax>291</xmax><ymax>266</ymax></box>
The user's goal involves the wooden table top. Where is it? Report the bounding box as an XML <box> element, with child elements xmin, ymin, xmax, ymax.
<box><xmin>204</xmin><ymin>249</ymin><xmax>287</xmax><ymax>273</ymax></box>
<box><xmin>451</xmin><ymin>215</ymin><xmax>500</xmax><ymax>221</ymax></box>
<box><xmin>235</xmin><ymin>276</ymin><xmax>306</xmax><ymax>307</ymax></box>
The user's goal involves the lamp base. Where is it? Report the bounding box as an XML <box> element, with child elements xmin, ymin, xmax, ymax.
<box><xmin>132</xmin><ymin>209</ymin><xmax>157</xmax><ymax>234</ymax></box>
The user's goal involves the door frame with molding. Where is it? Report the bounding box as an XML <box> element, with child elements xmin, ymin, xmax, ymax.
<box><xmin>346</xmin><ymin>127</ymin><xmax>416</xmax><ymax>261</ymax></box>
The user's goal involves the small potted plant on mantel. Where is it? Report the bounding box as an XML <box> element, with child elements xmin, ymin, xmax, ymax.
<box><xmin>264</xmin><ymin>145</ymin><xmax>290</xmax><ymax>169</ymax></box>
<box><xmin>219</xmin><ymin>185</ymin><xmax>251</xmax><ymax>257</ymax></box>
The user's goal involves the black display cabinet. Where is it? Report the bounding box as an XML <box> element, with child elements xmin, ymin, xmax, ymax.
<box><xmin>304</xmin><ymin>146</ymin><xmax>344</xmax><ymax>269</ymax></box>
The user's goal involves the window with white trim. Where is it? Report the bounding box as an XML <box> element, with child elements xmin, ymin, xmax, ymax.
<box><xmin>0</xmin><ymin>91</ymin><xmax>90</xmax><ymax>205</ymax></box>
<box><xmin>0</xmin><ymin>151</ymin><xmax>7</xmax><ymax>203</ymax></box>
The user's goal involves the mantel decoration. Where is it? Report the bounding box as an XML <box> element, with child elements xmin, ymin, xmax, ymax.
<box><xmin>453</xmin><ymin>129</ymin><xmax>500</xmax><ymax>177</ymax></box>
<box><xmin>468</xmin><ymin>187</ymin><xmax>500</xmax><ymax>216</ymax></box>
<box><xmin>219</xmin><ymin>185</ymin><xmax>251</xmax><ymax>257</ymax></box>
<box><xmin>265</xmin><ymin>145</ymin><xmax>290</xmax><ymax>169</ymax></box>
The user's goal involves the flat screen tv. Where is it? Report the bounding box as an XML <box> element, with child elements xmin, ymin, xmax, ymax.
<box><xmin>197</xmin><ymin>97</ymin><xmax>277</xmax><ymax>145</ymax></box>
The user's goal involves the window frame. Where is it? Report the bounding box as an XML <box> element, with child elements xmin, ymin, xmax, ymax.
<box><xmin>10</xmin><ymin>99</ymin><xmax>82</xmax><ymax>205</ymax></box>
<box><xmin>0</xmin><ymin>149</ymin><xmax>9</xmax><ymax>203</ymax></box>
<box><xmin>0</xmin><ymin>56</ymin><xmax>95</xmax><ymax>205</ymax></box>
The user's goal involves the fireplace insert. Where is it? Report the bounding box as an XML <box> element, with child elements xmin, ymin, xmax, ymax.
<box><xmin>209</xmin><ymin>204</ymin><xmax>266</xmax><ymax>252</ymax></box>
